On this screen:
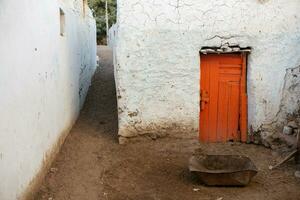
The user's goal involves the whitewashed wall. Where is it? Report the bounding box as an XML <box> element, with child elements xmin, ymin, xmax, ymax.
<box><xmin>0</xmin><ymin>0</ymin><xmax>96</xmax><ymax>199</ymax></box>
<box><xmin>108</xmin><ymin>24</ymin><xmax>117</xmax><ymax>48</ymax></box>
<box><xmin>115</xmin><ymin>0</ymin><xmax>300</xmax><ymax>139</ymax></box>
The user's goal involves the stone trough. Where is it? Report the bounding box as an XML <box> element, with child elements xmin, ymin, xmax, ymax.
<box><xmin>189</xmin><ymin>155</ymin><xmax>258</xmax><ymax>186</ymax></box>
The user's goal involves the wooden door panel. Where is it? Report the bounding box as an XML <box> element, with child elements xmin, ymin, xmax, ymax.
<box><xmin>217</xmin><ymin>81</ymin><xmax>229</xmax><ymax>142</ymax></box>
<box><xmin>227</xmin><ymin>82</ymin><xmax>240</xmax><ymax>141</ymax></box>
<box><xmin>208</xmin><ymin>60</ymin><xmax>219</xmax><ymax>142</ymax></box>
<box><xmin>200</xmin><ymin>54</ymin><xmax>247</xmax><ymax>143</ymax></box>
<box><xmin>200</xmin><ymin>59</ymin><xmax>210</xmax><ymax>141</ymax></box>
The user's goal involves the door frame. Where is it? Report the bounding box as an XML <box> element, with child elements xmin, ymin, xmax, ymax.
<box><xmin>199</xmin><ymin>52</ymin><xmax>248</xmax><ymax>143</ymax></box>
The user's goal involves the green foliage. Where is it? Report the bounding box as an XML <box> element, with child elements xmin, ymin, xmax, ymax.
<box><xmin>89</xmin><ymin>0</ymin><xmax>117</xmax><ymax>44</ymax></box>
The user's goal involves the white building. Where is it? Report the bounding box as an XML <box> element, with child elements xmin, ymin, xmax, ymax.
<box><xmin>0</xmin><ymin>0</ymin><xmax>96</xmax><ymax>199</ymax></box>
<box><xmin>113</xmin><ymin>0</ymin><xmax>300</xmax><ymax>143</ymax></box>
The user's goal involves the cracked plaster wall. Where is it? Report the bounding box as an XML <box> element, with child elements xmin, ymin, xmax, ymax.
<box><xmin>269</xmin><ymin>66</ymin><xmax>300</xmax><ymax>127</ymax></box>
<box><xmin>114</xmin><ymin>0</ymin><xmax>300</xmax><ymax>138</ymax></box>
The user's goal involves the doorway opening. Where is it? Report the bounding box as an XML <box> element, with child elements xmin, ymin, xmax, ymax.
<box><xmin>199</xmin><ymin>50</ymin><xmax>249</xmax><ymax>143</ymax></box>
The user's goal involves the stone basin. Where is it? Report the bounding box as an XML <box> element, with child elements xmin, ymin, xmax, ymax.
<box><xmin>189</xmin><ymin>155</ymin><xmax>258</xmax><ymax>186</ymax></box>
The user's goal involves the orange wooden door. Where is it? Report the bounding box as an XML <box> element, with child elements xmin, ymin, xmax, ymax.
<box><xmin>200</xmin><ymin>54</ymin><xmax>247</xmax><ymax>143</ymax></box>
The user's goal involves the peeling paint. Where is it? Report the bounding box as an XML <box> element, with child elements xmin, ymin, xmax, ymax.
<box><xmin>262</xmin><ymin>66</ymin><xmax>300</xmax><ymax>131</ymax></box>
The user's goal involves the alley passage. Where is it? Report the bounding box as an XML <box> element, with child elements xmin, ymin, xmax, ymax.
<box><xmin>35</xmin><ymin>46</ymin><xmax>300</xmax><ymax>200</ymax></box>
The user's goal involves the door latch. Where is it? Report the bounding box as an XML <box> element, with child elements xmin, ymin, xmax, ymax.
<box><xmin>200</xmin><ymin>89</ymin><xmax>209</xmax><ymax>111</ymax></box>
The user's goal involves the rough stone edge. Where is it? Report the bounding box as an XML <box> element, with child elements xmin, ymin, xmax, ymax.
<box><xmin>18</xmin><ymin>118</ymin><xmax>77</xmax><ymax>200</ymax></box>
<box><xmin>256</xmin><ymin>65</ymin><xmax>300</xmax><ymax>149</ymax></box>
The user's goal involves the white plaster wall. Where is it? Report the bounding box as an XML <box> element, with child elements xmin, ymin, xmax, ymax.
<box><xmin>108</xmin><ymin>24</ymin><xmax>117</xmax><ymax>48</ymax></box>
<box><xmin>115</xmin><ymin>0</ymin><xmax>300</xmax><ymax>138</ymax></box>
<box><xmin>275</xmin><ymin>65</ymin><xmax>300</xmax><ymax>124</ymax></box>
<box><xmin>0</xmin><ymin>0</ymin><xmax>96</xmax><ymax>199</ymax></box>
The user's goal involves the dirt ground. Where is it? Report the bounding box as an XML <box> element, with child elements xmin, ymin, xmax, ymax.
<box><xmin>35</xmin><ymin>46</ymin><xmax>300</xmax><ymax>200</ymax></box>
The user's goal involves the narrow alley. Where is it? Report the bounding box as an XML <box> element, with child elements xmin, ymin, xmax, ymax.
<box><xmin>2</xmin><ymin>1</ymin><xmax>300</xmax><ymax>200</ymax></box>
<box><xmin>34</xmin><ymin>46</ymin><xmax>300</xmax><ymax>200</ymax></box>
